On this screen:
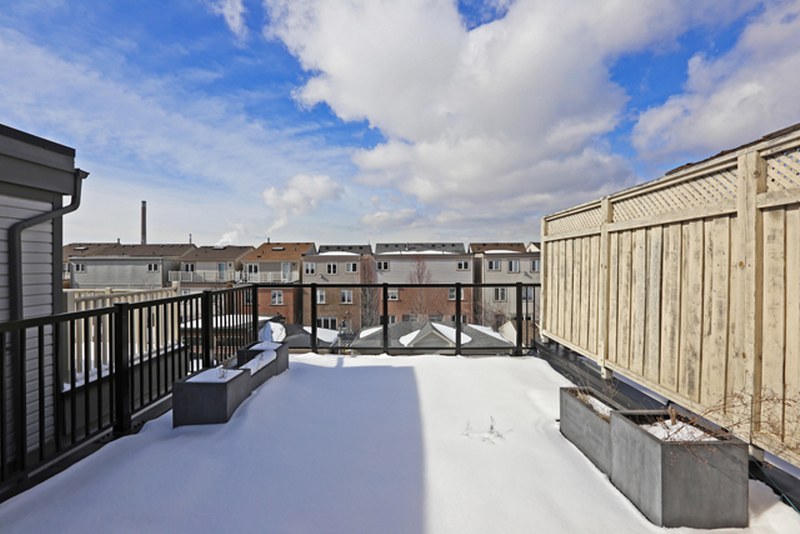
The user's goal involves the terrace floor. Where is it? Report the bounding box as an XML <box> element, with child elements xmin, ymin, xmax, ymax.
<box><xmin>0</xmin><ymin>354</ymin><xmax>797</xmax><ymax>533</ymax></box>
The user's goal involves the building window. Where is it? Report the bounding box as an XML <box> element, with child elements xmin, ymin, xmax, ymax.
<box><xmin>327</xmin><ymin>263</ymin><xmax>338</xmax><ymax>275</ymax></box>
<box><xmin>305</xmin><ymin>262</ymin><xmax>316</xmax><ymax>275</ymax></box>
<box><xmin>271</xmin><ymin>290</ymin><xmax>284</xmax><ymax>306</ymax></box>
<box><xmin>317</xmin><ymin>317</ymin><xmax>337</xmax><ymax>330</ymax></box>
<box><xmin>488</xmin><ymin>260</ymin><xmax>501</xmax><ymax>271</ymax></box>
<box><xmin>388</xmin><ymin>315</ymin><xmax>396</xmax><ymax>324</ymax></box>
<box><xmin>74</xmin><ymin>263</ymin><xmax>86</xmax><ymax>272</ymax></box>
<box><xmin>402</xmin><ymin>314</ymin><xmax>418</xmax><ymax>322</ymax></box>
<box><xmin>448</xmin><ymin>287</ymin><xmax>464</xmax><ymax>301</ymax></box>
<box><xmin>522</xmin><ymin>286</ymin><xmax>534</xmax><ymax>301</ymax></box>
<box><xmin>508</xmin><ymin>260</ymin><xmax>520</xmax><ymax>273</ymax></box>
<box><xmin>457</xmin><ymin>260</ymin><xmax>470</xmax><ymax>271</ymax></box>
<box><xmin>247</xmin><ymin>264</ymin><xmax>258</xmax><ymax>274</ymax></box>
<box><xmin>494</xmin><ymin>287</ymin><xmax>507</xmax><ymax>301</ymax></box>
<box><xmin>376</xmin><ymin>260</ymin><xmax>389</xmax><ymax>271</ymax></box>
<box><xmin>316</xmin><ymin>289</ymin><xmax>326</xmax><ymax>304</ymax></box>
<box><xmin>429</xmin><ymin>314</ymin><xmax>443</xmax><ymax>322</ymax></box>
<box><xmin>184</xmin><ymin>263</ymin><xmax>195</xmax><ymax>272</ymax></box>
<box><xmin>340</xmin><ymin>289</ymin><xmax>353</xmax><ymax>304</ymax></box>
<box><xmin>147</xmin><ymin>263</ymin><xmax>159</xmax><ymax>272</ymax></box>
<box><xmin>451</xmin><ymin>314</ymin><xmax>468</xmax><ymax>322</ymax></box>
<box><xmin>345</xmin><ymin>262</ymin><xmax>358</xmax><ymax>273</ymax></box>
<box><xmin>388</xmin><ymin>288</ymin><xmax>399</xmax><ymax>301</ymax></box>
<box><xmin>531</xmin><ymin>259</ymin><xmax>540</xmax><ymax>272</ymax></box>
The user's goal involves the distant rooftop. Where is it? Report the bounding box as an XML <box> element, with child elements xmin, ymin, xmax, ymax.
<box><xmin>64</xmin><ymin>243</ymin><xmax>196</xmax><ymax>259</ymax></box>
<box><xmin>469</xmin><ymin>242</ymin><xmax>527</xmax><ymax>254</ymax></box>
<box><xmin>375</xmin><ymin>243</ymin><xmax>466</xmax><ymax>255</ymax></box>
<box><xmin>315</xmin><ymin>244</ymin><xmax>372</xmax><ymax>255</ymax></box>
<box><xmin>242</xmin><ymin>242</ymin><xmax>316</xmax><ymax>262</ymax></box>
<box><xmin>179</xmin><ymin>245</ymin><xmax>254</xmax><ymax>262</ymax></box>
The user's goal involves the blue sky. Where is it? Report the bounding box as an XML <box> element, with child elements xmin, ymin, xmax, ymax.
<box><xmin>2</xmin><ymin>0</ymin><xmax>800</xmax><ymax>246</ymax></box>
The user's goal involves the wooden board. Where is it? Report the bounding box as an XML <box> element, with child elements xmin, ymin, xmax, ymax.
<box><xmin>678</xmin><ymin>219</ymin><xmax>704</xmax><ymax>401</ymax></box>
<box><xmin>660</xmin><ymin>223</ymin><xmax>682</xmax><ymax>392</ymax></box>
<box><xmin>644</xmin><ymin>226</ymin><xmax>662</xmax><ymax>382</ymax></box>
<box><xmin>761</xmin><ymin>207</ymin><xmax>785</xmax><ymax>438</ymax></box>
<box><xmin>630</xmin><ymin>228</ymin><xmax>647</xmax><ymax>376</ymax></box>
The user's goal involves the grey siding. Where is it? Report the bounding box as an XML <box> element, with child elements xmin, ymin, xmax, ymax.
<box><xmin>0</xmin><ymin>193</ymin><xmax>56</xmax><ymax>457</ymax></box>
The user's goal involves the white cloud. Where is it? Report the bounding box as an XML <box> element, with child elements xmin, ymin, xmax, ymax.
<box><xmin>264</xmin><ymin>0</ymin><xmax>754</xmax><ymax>234</ymax></box>
<box><xmin>360</xmin><ymin>208</ymin><xmax>418</xmax><ymax>229</ymax></box>
<box><xmin>633</xmin><ymin>1</ymin><xmax>800</xmax><ymax>161</ymax></box>
<box><xmin>262</xmin><ymin>174</ymin><xmax>344</xmax><ymax>233</ymax></box>
<box><xmin>208</xmin><ymin>0</ymin><xmax>248</xmax><ymax>43</ymax></box>
<box><xmin>0</xmin><ymin>27</ymin><xmax>354</xmax><ymax>245</ymax></box>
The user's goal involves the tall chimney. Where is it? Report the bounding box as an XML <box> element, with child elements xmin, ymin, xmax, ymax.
<box><xmin>141</xmin><ymin>200</ymin><xmax>147</xmax><ymax>245</ymax></box>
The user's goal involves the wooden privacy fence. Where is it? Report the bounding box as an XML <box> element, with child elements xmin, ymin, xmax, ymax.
<box><xmin>541</xmin><ymin>124</ymin><xmax>800</xmax><ymax>467</ymax></box>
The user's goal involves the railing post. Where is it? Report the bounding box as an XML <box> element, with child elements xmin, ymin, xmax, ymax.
<box><xmin>515</xmin><ymin>282</ymin><xmax>523</xmax><ymax>355</ymax></box>
<box><xmin>382</xmin><ymin>283</ymin><xmax>389</xmax><ymax>354</ymax></box>
<box><xmin>251</xmin><ymin>284</ymin><xmax>259</xmax><ymax>342</ymax></box>
<box><xmin>201</xmin><ymin>290</ymin><xmax>213</xmax><ymax>368</ymax></box>
<box><xmin>455</xmin><ymin>283</ymin><xmax>462</xmax><ymax>355</ymax></box>
<box><xmin>113</xmin><ymin>302</ymin><xmax>132</xmax><ymax>435</ymax></box>
<box><xmin>310</xmin><ymin>283</ymin><xmax>318</xmax><ymax>353</ymax></box>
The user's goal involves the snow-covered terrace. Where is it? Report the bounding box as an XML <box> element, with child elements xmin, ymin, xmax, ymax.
<box><xmin>1</xmin><ymin>354</ymin><xmax>797</xmax><ymax>533</ymax></box>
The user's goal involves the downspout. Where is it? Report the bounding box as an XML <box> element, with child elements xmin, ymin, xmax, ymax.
<box><xmin>8</xmin><ymin>168</ymin><xmax>88</xmax><ymax>321</ymax></box>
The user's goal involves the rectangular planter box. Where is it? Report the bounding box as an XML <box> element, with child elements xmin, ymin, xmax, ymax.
<box><xmin>172</xmin><ymin>368</ymin><xmax>251</xmax><ymax>427</ymax></box>
<box><xmin>559</xmin><ymin>387</ymin><xmax>622</xmax><ymax>475</ymax></box>
<box><xmin>610</xmin><ymin>410</ymin><xmax>749</xmax><ymax>528</ymax></box>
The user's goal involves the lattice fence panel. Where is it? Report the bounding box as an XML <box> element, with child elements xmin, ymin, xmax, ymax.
<box><xmin>546</xmin><ymin>206</ymin><xmax>602</xmax><ymax>236</ymax></box>
<box><xmin>766</xmin><ymin>148</ymin><xmax>800</xmax><ymax>192</ymax></box>
<box><xmin>612</xmin><ymin>168</ymin><xmax>737</xmax><ymax>223</ymax></box>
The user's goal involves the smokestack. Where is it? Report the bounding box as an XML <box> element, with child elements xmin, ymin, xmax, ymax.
<box><xmin>141</xmin><ymin>200</ymin><xmax>147</xmax><ymax>245</ymax></box>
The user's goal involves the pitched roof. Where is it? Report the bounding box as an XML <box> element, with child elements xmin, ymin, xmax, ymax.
<box><xmin>316</xmin><ymin>244</ymin><xmax>372</xmax><ymax>255</ymax></box>
<box><xmin>63</xmin><ymin>243</ymin><xmax>117</xmax><ymax>259</ymax></box>
<box><xmin>242</xmin><ymin>242</ymin><xmax>316</xmax><ymax>262</ymax></box>
<box><xmin>469</xmin><ymin>242</ymin><xmax>526</xmax><ymax>254</ymax></box>
<box><xmin>375</xmin><ymin>243</ymin><xmax>466</xmax><ymax>254</ymax></box>
<box><xmin>64</xmin><ymin>243</ymin><xmax>196</xmax><ymax>259</ymax></box>
<box><xmin>179</xmin><ymin>245</ymin><xmax>254</xmax><ymax>262</ymax></box>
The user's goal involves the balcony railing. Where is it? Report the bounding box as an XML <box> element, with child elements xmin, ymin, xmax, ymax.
<box><xmin>245</xmin><ymin>272</ymin><xmax>297</xmax><ymax>283</ymax></box>
<box><xmin>168</xmin><ymin>270</ymin><xmax>239</xmax><ymax>283</ymax></box>
<box><xmin>0</xmin><ymin>285</ymin><xmax>259</xmax><ymax>498</ymax></box>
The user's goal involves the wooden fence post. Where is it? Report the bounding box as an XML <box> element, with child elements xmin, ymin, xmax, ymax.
<box><xmin>597</xmin><ymin>197</ymin><xmax>613</xmax><ymax>377</ymax></box>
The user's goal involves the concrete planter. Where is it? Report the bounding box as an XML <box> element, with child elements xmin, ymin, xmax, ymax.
<box><xmin>172</xmin><ymin>368</ymin><xmax>251</xmax><ymax>427</ymax></box>
<box><xmin>559</xmin><ymin>387</ymin><xmax>622</xmax><ymax>475</ymax></box>
<box><xmin>609</xmin><ymin>410</ymin><xmax>749</xmax><ymax>528</ymax></box>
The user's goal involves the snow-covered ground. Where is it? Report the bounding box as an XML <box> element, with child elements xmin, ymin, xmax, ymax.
<box><xmin>0</xmin><ymin>354</ymin><xmax>797</xmax><ymax>534</ymax></box>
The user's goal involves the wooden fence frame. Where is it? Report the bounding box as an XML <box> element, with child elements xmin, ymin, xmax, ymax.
<box><xmin>542</xmin><ymin>124</ymin><xmax>800</xmax><ymax>467</ymax></box>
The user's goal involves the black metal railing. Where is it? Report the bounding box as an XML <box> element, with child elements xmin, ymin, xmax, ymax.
<box><xmin>1</xmin><ymin>281</ymin><xmax>536</xmax><ymax>498</ymax></box>
<box><xmin>253</xmin><ymin>282</ymin><xmax>540</xmax><ymax>356</ymax></box>
<box><xmin>0</xmin><ymin>284</ymin><xmax>259</xmax><ymax>497</ymax></box>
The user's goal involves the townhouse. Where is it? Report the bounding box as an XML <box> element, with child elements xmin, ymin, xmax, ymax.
<box><xmin>373</xmin><ymin>243</ymin><xmax>474</xmax><ymax>324</ymax></box>
<box><xmin>241</xmin><ymin>242</ymin><xmax>315</xmax><ymax>323</ymax></box>
<box><xmin>301</xmin><ymin>244</ymin><xmax>374</xmax><ymax>332</ymax></box>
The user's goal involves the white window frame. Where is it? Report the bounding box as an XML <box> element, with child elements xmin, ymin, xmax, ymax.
<box><xmin>74</xmin><ymin>263</ymin><xmax>86</xmax><ymax>272</ymax></box>
<box><xmin>457</xmin><ymin>260</ymin><xmax>470</xmax><ymax>271</ymax></box>
<box><xmin>317</xmin><ymin>317</ymin><xmax>337</xmax><ymax>330</ymax></box>
<box><xmin>448</xmin><ymin>287</ymin><xmax>465</xmax><ymax>301</ymax></box>
<box><xmin>326</xmin><ymin>263</ymin><xmax>338</xmax><ymax>275</ymax></box>
<box><xmin>522</xmin><ymin>286</ymin><xmax>534</xmax><ymax>301</ymax></box>
<box><xmin>247</xmin><ymin>264</ymin><xmax>259</xmax><ymax>274</ymax></box>
<box><xmin>494</xmin><ymin>287</ymin><xmax>507</xmax><ymax>301</ymax></box>
<box><xmin>147</xmin><ymin>263</ymin><xmax>159</xmax><ymax>272</ymax></box>
<box><xmin>345</xmin><ymin>262</ymin><xmax>358</xmax><ymax>273</ymax></box>
<box><xmin>340</xmin><ymin>289</ymin><xmax>353</xmax><ymax>304</ymax></box>
<box><xmin>376</xmin><ymin>260</ymin><xmax>389</xmax><ymax>271</ymax></box>
<box><xmin>388</xmin><ymin>315</ymin><xmax>396</xmax><ymax>324</ymax></box>
<box><xmin>271</xmin><ymin>290</ymin><xmax>284</xmax><ymax>306</ymax></box>
<box><xmin>531</xmin><ymin>259</ymin><xmax>540</xmax><ymax>272</ymax></box>
<box><xmin>388</xmin><ymin>288</ymin><xmax>399</xmax><ymax>301</ymax></box>
<box><xmin>305</xmin><ymin>262</ymin><xmax>316</xmax><ymax>275</ymax></box>
<box><xmin>508</xmin><ymin>260</ymin><xmax>520</xmax><ymax>273</ymax></box>
<box><xmin>316</xmin><ymin>289</ymin><xmax>326</xmax><ymax>304</ymax></box>
<box><xmin>488</xmin><ymin>260</ymin><xmax>501</xmax><ymax>271</ymax></box>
